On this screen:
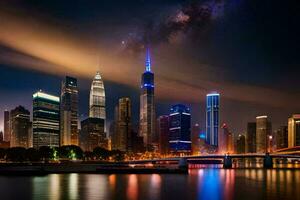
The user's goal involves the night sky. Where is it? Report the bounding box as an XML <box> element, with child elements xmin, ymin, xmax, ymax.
<box><xmin>0</xmin><ymin>0</ymin><xmax>299</xmax><ymax>136</ymax></box>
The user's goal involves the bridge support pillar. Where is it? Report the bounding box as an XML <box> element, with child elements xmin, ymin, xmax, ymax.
<box><xmin>223</xmin><ymin>156</ymin><xmax>232</xmax><ymax>169</ymax></box>
<box><xmin>263</xmin><ymin>153</ymin><xmax>273</xmax><ymax>169</ymax></box>
<box><xmin>178</xmin><ymin>158</ymin><xmax>188</xmax><ymax>169</ymax></box>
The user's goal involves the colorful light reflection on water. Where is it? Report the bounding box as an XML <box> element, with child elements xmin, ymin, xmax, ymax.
<box><xmin>0</xmin><ymin>168</ymin><xmax>299</xmax><ymax>200</ymax></box>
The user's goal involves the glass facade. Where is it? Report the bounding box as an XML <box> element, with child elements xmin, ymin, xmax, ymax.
<box><xmin>246</xmin><ymin>122</ymin><xmax>256</xmax><ymax>153</ymax></box>
<box><xmin>288</xmin><ymin>115</ymin><xmax>300</xmax><ymax>147</ymax></box>
<box><xmin>206</xmin><ymin>93</ymin><xmax>219</xmax><ymax>147</ymax></box>
<box><xmin>139</xmin><ymin>48</ymin><xmax>156</xmax><ymax>149</ymax></box>
<box><xmin>220</xmin><ymin>123</ymin><xmax>234</xmax><ymax>154</ymax></box>
<box><xmin>4</xmin><ymin>110</ymin><xmax>10</xmax><ymax>142</ymax></box>
<box><xmin>116</xmin><ymin>97</ymin><xmax>132</xmax><ymax>152</ymax></box>
<box><xmin>169</xmin><ymin>104</ymin><xmax>191</xmax><ymax>154</ymax></box>
<box><xmin>33</xmin><ymin>91</ymin><xmax>60</xmax><ymax>148</ymax></box>
<box><xmin>275</xmin><ymin>126</ymin><xmax>288</xmax><ymax>150</ymax></box>
<box><xmin>256</xmin><ymin>116</ymin><xmax>272</xmax><ymax>153</ymax></box>
<box><xmin>191</xmin><ymin>123</ymin><xmax>200</xmax><ymax>155</ymax></box>
<box><xmin>158</xmin><ymin>115</ymin><xmax>169</xmax><ymax>155</ymax></box>
<box><xmin>60</xmin><ymin>76</ymin><xmax>79</xmax><ymax>146</ymax></box>
<box><xmin>236</xmin><ymin>134</ymin><xmax>246</xmax><ymax>154</ymax></box>
<box><xmin>80</xmin><ymin>118</ymin><xmax>105</xmax><ymax>152</ymax></box>
<box><xmin>10</xmin><ymin>106</ymin><xmax>31</xmax><ymax>148</ymax></box>
<box><xmin>89</xmin><ymin>72</ymin><xmax>106</xmax><ymax>121</ymax></box>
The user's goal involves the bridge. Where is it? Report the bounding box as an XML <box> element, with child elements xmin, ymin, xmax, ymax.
<box><xmin>274</xmin><ymin>146</ymin><xmax>300</xmax><ymax>155</ymax></box>
<box><xmin>126</xmin><ymin>153</ymin><xmax>300</xmax><ymax>169</ymax></box>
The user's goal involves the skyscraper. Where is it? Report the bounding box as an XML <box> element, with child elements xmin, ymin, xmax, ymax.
<box><xmin>191</xmin><ymin>123</ymin><xmax>200</xmax><ymax>155</ymax></box>
<box><xmin>288</xmin><ymin>114</ymin><xmax>300</xmax><ymax>147</ymax></box>
<box><xmin>0</xmin><ymin>131</ymin><xmax>3</xmax><ymax>142</ymax></box>
<box><xmin>10</xmin><ymin>106</ymin><xmax>31</xmax><ymax>148</ymax></box>
<box><xmin>80</xmin><ymin>118</ymin><xmax>105</xmax><ymax>152</ymax></box>
<box><xmin>115</xmin><ymin>97</ymin><xmax>132</xmax><ymax>152</ymax></box>
<box><xmin>157</xmin><ymin>115</ymin><xmax>169</xmax><ymax>155</ymax></box>
<box><xmin>111</xmin><ymin>104</ymin><xmax>119</xmax><ymax>151</ymax></box>
<box><xmin>60</xmin><ymin>76</ymin><xmax>79</xmax><ymax>146</ymax></box>
<box><xmin>206</xmin><ymin>93</ymin><xmax>219</xmax><ymax>147</ymax></box>
<box><xmin>33</xmin><ymin>91</ymin><xmax>60</xmax><ymax>148</ymax></box>
<box><xmin>139</xmin><ymin>48</ymin><xmax>155</xmax><ymax>149</ymax></box>
<box><xmin>256</xmin><ymin>116</ymin><xmax>272</xmax><ymax>153</ymax></box>
<box><xmin>220</xmin><ymin>123</ymin><xmax>234</xmax><ymax>154</ymax></box>
<box><xmin>89</xmin><ymin>72</ymin><xmax>106</xmax><ymax>121</ymax></box>
<box><xmin>169</xmin><ymin>104</ymin><xmax>191</xmax><ymax>154</ymax></box>
<box><xmin>236</xmin><ymin>134</ymin><xmax>246</xmax><ymax>154</ymax></box>
<box><xmin>246</xmin><ymin>122</ymin><xmax>256</xmax><ymax>153</ymax></box>
<box><xmin>4</xmin><ymin>110</ymin><xmax>10</xmax><ymax>142</ymax></box>
<box><xmin>275</xmin><ymin>126</ymin><xmax>288</xmax><ymax>150</ymax></box>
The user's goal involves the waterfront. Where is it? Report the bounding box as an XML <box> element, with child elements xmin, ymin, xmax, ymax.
<box><xmin>0</xmin><ymin>169</ymin><xmax>299</xmax><ymax>200</ymax></box>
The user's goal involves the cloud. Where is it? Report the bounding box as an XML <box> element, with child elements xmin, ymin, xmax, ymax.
<box><xmin>0</xmin><ymin>2</ymin><xmax>299</xmax><ymax>111</ymax></box>
<box><xmin>0</xmin><ymin>7</ymin><xmax>142</xmax><ymax>84</ymax></box>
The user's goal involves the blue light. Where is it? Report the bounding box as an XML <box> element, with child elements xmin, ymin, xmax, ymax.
<box><xmin>199</xmin><ymin>133</ymin><xmax>206</xmax><ymax>139</ymax></box>
<box><xmin>143</xmin><ymin>83</ymin><xmax>154</xmax><ymax>88</ymax></box>
<box><xmin>145</xmin><ymin>47</ymin><xmax>151</xmax><ymax>72</ymax></box>
<box><xmin>198</xmin><ymin>170</ymin><xmax>221</xmax><ymax>200</ymax></box>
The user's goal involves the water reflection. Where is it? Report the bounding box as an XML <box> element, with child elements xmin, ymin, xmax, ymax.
<box><xmin>8</xmin><ymin>169</ymin><xmax>300</xmax><ymax>200</ymax></box>
<box><xmin>32</xmin><ymin>176</ymin><xmax>50</xmax><ymax>200</ymax></box>
<box><xmin>149</xmin><ymin>174</ymin><xmax>162</xmax><ymax>199</ymax></box>
<box><xmin>127</xmin><ymin>174</ymin><xmax>138</xmax><ymax>200</ymax></box>
<box><xmin>223</xmin><ymin>170</ymin><xmax>235</xmax><ymax>200</ymax></box>
<box><xmin>197</xmin><ymin>169</ymin><xmax>221</xmax><ymax>200</ymax></box>
<box><xmin>32</xmin><ymin>174</ymin><xmax>61</xmax><ymax>200</ymax></box>
<box><xmin>108</xmin><ymin>174</ymin><xmax>116</xmax><ymax>188</ymax></box>
<box><xmin>69</xmin><ymin>174</ymin><xmax>78</xmax><ymax>200</ymax></box>
<box><xmin>243</xmin><ymin>169</ymin><xmax>300</xmax><ymax>199</ymax></box>
<box><xmin>84</xmin><ymin>174</ymin><xmax>108</xmax><ymax>199</ymax></box>
<box><xmin>49</xmin><ymin>174</ymin><xmax>60</xmax><ymax>200</ymax></box>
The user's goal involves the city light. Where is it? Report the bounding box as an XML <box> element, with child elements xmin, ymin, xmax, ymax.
<box><xmin>0</xmin><ymin>2</ymin><xmax>299</xmax><ymax>199</ymax></box>
<box><xmin>206</xmin><ymin>93</ymin><xmax>220</xmax><ymax>97</ymax></box>
<box><xmin>33</xmin><ymin>91</ymin><xmax>60</xmax><ymax>102</ymax></box>
<box><xmin>199</xmin><ymin>133</ymin><xmax>206</xmax><ymax>139</ymax></box>
<box><xmin>256</xmin><ymin>115</ymin><xmax>268</xmax><ymax>119</ymax></box>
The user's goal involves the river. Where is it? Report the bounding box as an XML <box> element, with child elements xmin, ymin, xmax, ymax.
<box><xmin>0</xmin><ymin>168</ymin><xmax>299</xmax><ymax>200</ymax></box>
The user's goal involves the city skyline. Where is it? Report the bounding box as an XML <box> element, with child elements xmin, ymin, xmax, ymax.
<box><xmin>0</xmin><ymin>2</ymin><xmax>299</xmax><ymax>200</ymax></box>
<box><xmin>0</xmin><ymin>1</ymin><xmax>300</xmax><ymax>136</ymax></box>
<box><xmin>3</xmin><ymin>67</ymin><xmax>297</xmax><ymax>153</ymax></box>
<box><xmin>1</xmin><ymin>69</ymin><xmax>300</xmax><ymax>137</ymax></box>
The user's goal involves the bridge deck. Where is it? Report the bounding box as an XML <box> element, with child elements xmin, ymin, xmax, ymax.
<box><xmin>126</xmin><ymin>154</ymin><xmax>300</xmax><ymax>164</ymax></box>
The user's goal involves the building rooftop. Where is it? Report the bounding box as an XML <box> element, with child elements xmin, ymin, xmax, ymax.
<box><xmin>33</xmin><ymin>91</ymin><xmax>60</xmax><ymax>102</ymax></box>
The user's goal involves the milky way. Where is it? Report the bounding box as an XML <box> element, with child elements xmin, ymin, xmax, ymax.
<box><xmin>123</xmin><ymin>0</ymin><xmax>226</xmax><ymax>52</ymax></box>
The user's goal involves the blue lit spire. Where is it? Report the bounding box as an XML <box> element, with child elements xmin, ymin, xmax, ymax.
<box><xmin>145</xmin><ymin>47</ymin><xmax>151</xmax><ymax>72</ymax></box>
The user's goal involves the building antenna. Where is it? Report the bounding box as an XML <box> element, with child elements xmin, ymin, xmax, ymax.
<box><xmin>97</xmin><ymin>55</ymin><xmax>101</xmax><ymax>73</ymax></box>
<box><xmin>145</xmin><ymin>36</ymin><xmax>151</xmax><ymax>72</ymax></box>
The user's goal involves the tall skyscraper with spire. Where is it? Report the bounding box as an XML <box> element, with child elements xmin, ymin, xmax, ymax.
<box><xmin>89</xmin><ymin>72</ymin><xmax>106</xmax><ymax>121</ymax></box>
<box><xmin>80</xmin><ymin>72</ymin><xmax>107</xmax><ymax>151</ymax></box>
<box><xmin>139</xmin><ymin>48</ymin><xmax>156</xmax><ymax>149</ymax></box>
